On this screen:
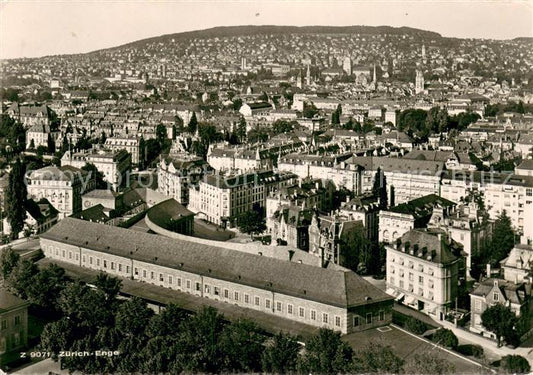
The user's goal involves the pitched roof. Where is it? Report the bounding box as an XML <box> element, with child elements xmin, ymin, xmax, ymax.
<box><xmin>0</xmin><ymin>288</ymin><xmax>29</xmax><ymax>312</ymax></box>
<box><xmin>41</xmin><ymin>218</ymin><xmax>392</xmax><ymax>308</ymax></box>
<box><xmin>396</xmin><ymin>229</ymin><xmax>460</xmax><ymax>265</ymax></box>
<box><xmin>470</xmin><ymin>278</ymin><xmax>527</xmax><ymax>305</ymax></box>
<box><xmin>516</xmin><ymin>159</ymin><xmax>533</xmax><ymax>171</ymax></box>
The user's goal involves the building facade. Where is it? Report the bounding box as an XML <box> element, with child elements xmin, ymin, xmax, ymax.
<box><xmin>385</xmin><ymin>229</ymin><xmax>463</xmax><ymax>320</ymax></box>
<box><xmin>0</xmin><ymin>289</ymin><xmax>29</xmax><ymax>366</ymax></box>
<box><xmin>40</xmin><ymin>218</ymin><xmax>394</xmax><ymax>334</ymax></box>
<box><xmin>27</xmin><ymin>166</ymin><xmax>96</xmax><ymax>218</ymax></box>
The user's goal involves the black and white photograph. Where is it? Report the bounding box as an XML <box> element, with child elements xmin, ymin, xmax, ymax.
<box><xmin>0</xmin><ymin>0</ymin><xmax>532</xmax><ymax>373</ymax></box>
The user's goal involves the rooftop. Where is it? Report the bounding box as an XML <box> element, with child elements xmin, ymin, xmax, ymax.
<box><xmin>41</xmin><ymin>218</ymin><xmax>392</xmax><ymax>309</ymax></box>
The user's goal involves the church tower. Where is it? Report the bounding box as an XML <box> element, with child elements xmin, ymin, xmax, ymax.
<box><xmin>415</xmin><ymin>70</ymin><xmax>424</xmax><ymax>94</ymax></box>
<box><xmin>306</xmin><ymin>64</ymin><xmax>311</xmax><ymax>86</ymax></box>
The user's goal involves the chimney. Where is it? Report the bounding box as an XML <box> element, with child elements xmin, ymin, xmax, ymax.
<box><xmin>486</xmin><ymin>264</ymin><xmax>491</xmax><ymax>277</ymax></box>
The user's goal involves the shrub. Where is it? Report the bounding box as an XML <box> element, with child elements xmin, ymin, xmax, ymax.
<box><xmin>500</xmin><ymin>355</ymin><xmax>530</xmax><ymax>374</ymax></box>
<box><xmin>405</xmin><ymin>316</ymin><xmax>427</xmax><ymax>335</ymax></box>
<box><xmin>432</xmin><ymin>328</ymin><xmax>458</xmax><ymax>349</ymax></box>
<box><xmin>457</xmin><ymin>344</ymin><xmax>484</xmax><ymax>358</ymax></box>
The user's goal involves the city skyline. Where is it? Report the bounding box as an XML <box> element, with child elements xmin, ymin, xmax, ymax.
<box><xmin>1</xmin><ymin>0</ymin><xmax>532</xmax><ymax>59</ymax></box>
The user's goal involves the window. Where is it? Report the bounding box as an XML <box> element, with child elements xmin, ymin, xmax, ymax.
<box><xmin>177</xmin><ymin>278</ymin><xmax>181</xmax><ymax>287</ymax></box>
<box><xmin>215</xmin><ymin>287</ymin><xmax>220</xmax><ymax>296</ymax></box>
<box><xmin>335</xmin><ymin>316</ymin><xmax>341</xmax><ymax>327</ymax></box>
<box><xmin>126</xmin><ymin>265</ymin><xmax>130</xmax><ymax>273</ymax></box>
<box><xmin>151</xmin><ymin>272</ymin><xmax>154</xmax><ymax>280</ymax></box>
<box><xmin>322</xmin><ymin>313</ymin><xmax>329</xmax><ymax>324</ymax></box>
<box><xmin>409</xmin><ymin>273</ymin><xmax>414</xmax><ymax>281</ymax></box>
<box><xmin>389</xmin><ymin>276</ymin><xmax>395</xmax><ymax>285</ymax></box>
<box><xmin>111</xmin><ymin>262</ymin><xmax>114</xmax><ymax>270</ymax></box>
<box><xmin>14</xmin><ymin>316</ymin><xmax>21</xmax><ymax>326</ymax></box>
<box><xmin>89</xmin><ymin>257</ymin><xmax>93</xmax><ymax>265</ymax></box>
<box><xmin>475</xmin><ymin>299</ymin><xmax>481</xmax><ymax>311</ymax></box>
<box><xmin>118</xmin><ymin>264</ymin><xmax>122</xmax><ymax>272</ymax></box>
<box><xmin>493</xmin><ymin>292</ymin><xmax>499</xmax><ymax>301</ymax></box>
<box><xmin>255</xmin><ymin>296</ymin><xmax>260</xmax><ymax>306</ymax></box>
<box><xmin>143</xmin><ymin>270</ymin><xmax>147</xmax><ymax>278</ymax></box>
<box><xmin>205</xmin><ymin>285</ymin><xmax>210</xmax><ymax>293</ymax></box>
<box><xmin>168</xmin><ymin>276</ymin><xmax>173</xmax><ymax>284</ymax></box>
<box><xmin>419</xmin><ymin>276</ymin><xmax>424</xmax><ymax>284</ymax></box>
<box><xmin>399</xmin><ymin>280</ymin><xmax>404</xmax><ymax>288</ymax></box>
<box><xmin>354</xmin><ymin>316</ymin><xmax>359</xmax><ymax>327</ymax></box>
<box><xmin>366</xmin><ymin>313</ymin><xmax>372</xmax><ymax>324</ymax></box>
<box><xmin>160</xmin><ymin>274</ymin><xmax>164</xmax><ymax>282</ymax></box>
<box><xmin>311</xmin><ymin>310</ymin><xmax>316</xmax><ymax>321</ymax></box>
<box><xmin>234</xmin><ymin>291</ymin><xmax>239</xmax><ymax>301</ymax></box>
<box><xmin>379</xmin><ymin>311</ymin><xmax>384</xmax><ymax>321</ymax></box>
<box><xmin>134</xmin><ymin>268</ymin><xmax>138</xmax><ymax>275</ymax></box>
<box><xmin>299</xmin><ymin>307</ymin><xmax>305</xmax><ymax>318</ymax></box>
<box><xmin>103</xmin><ymin>260</ymin><xmax>107</xmax><ymax>268</ymax></box>
<box><xmin>288</xmin><ymin>304</ymin><xmax>293</xmax><ymax>314</ymax></box>
<box><xmin>418</xmin><ymin>288</ymin><xmax>424</xmax><ymax>296</ymax></box>
<box><xmin>244</xmin><ymin>294</ymin><xmax>249</xmax><ymax>303</ymax></box>
<box><xmin>276</xmin><ymin>302</ymin><xmax>282</xmax><ymax>312</ymax></box>
<box><xmin>69</xmin><ymin>252</ymin><xmax>72</xmax><ymax>259</ymax></box>
<box><xmin>195</xmin><ymin>282</ymin><xmax>201</xmax><ymax>291</ymax></box>
<box><xmin>266</xmin><ymin>299</ymin><xmax>271</xmax><ymax>309</ymax></box>
<box><xmin>224</xmin><ymin>289</ymin><xmax>229</xmax><ymax>298</ymax></box>
<box><xmin>187</xmin><ymin>280</ymin><xmax>191</xmax><ymax>289</ymax></box>
<box><xmin>527</xmin><ymin>188</ymin><xmax>533</xmax><ymax>197</ymax></box>
<box><xmin>1</xmin><ymin>320</ymin><xmax>7</xmax><ymax>330</ymax></box>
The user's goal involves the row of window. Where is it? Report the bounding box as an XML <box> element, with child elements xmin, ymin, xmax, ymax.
<box><xmin>0</xmin><ymin>315</ymin><xmax>22</xmax><ymax>330</ymax></box>
<box><xmin>389</xmin><ymin>277</ymin><xmax>435</xmax><ymax>300</ymax></box>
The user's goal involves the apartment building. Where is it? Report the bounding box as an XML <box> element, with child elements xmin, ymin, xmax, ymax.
<box><xmin>157</xmin><ymin>153</ymin><xmax>208</xmax><ymax>205</ymax></box>
<box><xmin>26</xmin><ymin>165</ymin><xmax>96</xmax><ymax>218</ymax></box>
<box><xmin>440</xmin><ymin>171</ymin><xmax>533</xmax><ymax>244</ymax></box>
<box><xmin>61</xmin><ymin>148</ymin><xmax>132</xmax><ymax>190</ymax></box>
<box><xmin>40</xmin><ymin>218</ymin><xmax>394</xmax><ymax>334</ymax></box>
<box><xmin>25</xmin><ymin>124</ymin><xmax>60</xmax><ymax>150</ymax></box>
<box><xmin>378</xmin><ymin>194</ymin><xmax>456</xmax><ymax>243</ymax></box>
<box><xmin>385</xmin><ymin>229</ymin><xmax>464</xmax><ymax>320</ymax></box>
<box><xmin>0</xmin><ymin>289</ymin><xmax>29</xmax><ymax>366</ymax></box>
<box><xmin>104</xmin><ymin>136</ymin><xmax>140</xmax><ymax>164</ymax></box>
<box><xmin>188</xmin><ymin>171</ymin><xmax>297</xmax><ymax>226</ymax></box>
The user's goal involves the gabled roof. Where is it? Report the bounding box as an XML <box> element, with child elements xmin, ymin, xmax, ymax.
<box><xmin>41</xmin><ymin>218</ymin><xmax>392</xmax><ymax>308</ymax></box>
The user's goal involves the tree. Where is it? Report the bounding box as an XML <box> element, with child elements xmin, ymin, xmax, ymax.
<box><xmin>187</xmin><ymin>112</ymin><xmax>198</xmax><ymax>134</ymax></box>
<box><xmin>116</xmin><ymin>297</ymin><xmax>154</xmax><ymax>337</ymax></box>
<box><xmin>81</xmin><ymin>162</ymin><xmax>107</xmax><ymax>190</ymax></box>
<box><xmin>47</xmin><ymin>133</ymin><xmax>56</xmax><ymax>153</ymax></box>
<box><xmin>27</xmin><ymin>263</ymin><xmax>68</xmax><ymax>314</ymax></box>
<box><xmin>156</xmin><ymin>124</ymin><xmax>167</xmax><ymax>144</ymax></box>
<box><xmin>100</xmin><ymin>131</ymin><xmax>107</xmax><ymax>145</ymax></box>
<box><xmin>176</xmin><ymin>306</ymin><xmax>226</xmax><ymax>373</ymax></box>
<box><xmin>6</xmin><ymin>158</ymin><xmax>27</xmax><ymax>238</ymax></box>
<box><xmin>405</xmin><ymin>316</ymin><xmax>427</xmax><ymax>334</ymax></box>
<box><xmin>220</xmin><ymin>319</ymin><xmax>265</xmax><ymax>372</ymax></box>
<box><xmin>481</xmin><ymin>304</ymin><xmax>517</xmax><ymax>347</ymax></box>
<box><xmin>0</xmin><ymin>246</ymin><xmax>20</xmax><ymax>280</ymax></box>
<box><xmin>94</xmin><ymin>272</ymin><xmax>122</xmax><ymax>301</ymax></box>
<box><xmin>235</xmin><ymin>210</ymin><xmax>266</xmax><ymax>237</ymax></box>
<box><xmin>500</xmin><ymin>355</ymin><xmax>530</xmax><ymax>374</ymax></box>
<box><xmin>298</xmin><ymin>328</ymin><xmax>354</xmax><ymax>374</ymax></box>
<box><xmin>432</xmin><ymin>328</ymin><xmax>458</xmax><ymax>349</ymax></box>
<box><xmin>261</xmin><ymin>332</ymin><xmax>301</xmax><ymax>373</ymax></box>
<box><xmin>488</xmin><ymin>210</ymin><xmax>515</xmax><ymax>265</ymax></box>
<box><xmin>332</xmin><ymin>104</ymin><xmax>342</xmax><ymax>125</ymax></box>
<box><xmin>8</xmin><ymin>259</ymin><xmax>38</xmax><ymax>298</ymax></box>
<box><xmin>404</xmin><ymin>353</ymin><xmax>455</xmax><ymax>374</ymax></box>
<box><xmin>303</xmin><ymin>102</ymin><xmax>319</xmax><ymax>119</ymax></box>
<box><xmin>272</xmin><ymin>119</ymin><xmax>296</xmax><ymax>135</ymax></box>
<box><xmin>373</xmin><ymin>167</ymin><xmax>387</xmax><ymax>209</ymax></box>
<box><xmin>354</xmin><ymin>342</ymin><xmax>404</xmax><ymax>373</ymax></box>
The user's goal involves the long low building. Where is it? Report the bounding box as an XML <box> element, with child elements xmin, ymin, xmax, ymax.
<box><xmin>40</xmin><ymin>218</ymin><xmax>393</xmax><ymax>334</ymax></box>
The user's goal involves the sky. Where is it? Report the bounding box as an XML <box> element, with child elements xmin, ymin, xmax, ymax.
<box><xmin>1</xmin><ymin>0</ymin><xmax>532</xmax><ymax>59</ymax></box>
